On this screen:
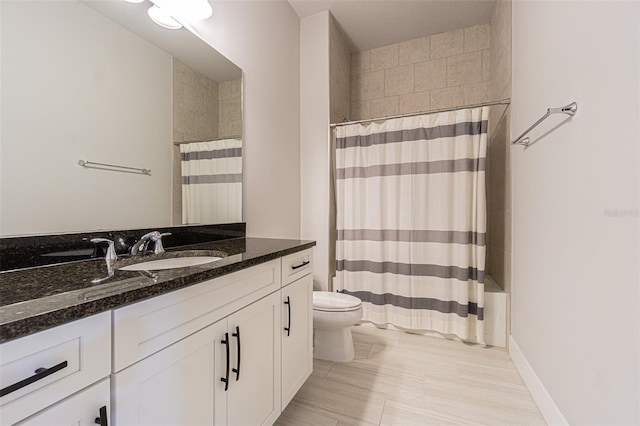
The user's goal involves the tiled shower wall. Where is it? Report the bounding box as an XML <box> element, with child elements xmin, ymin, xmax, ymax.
<box><xmin>350</xmin><ymin>24</ymin><xmax>491</xmax><ymax>120</ymax></box>
<box><xmin>329</xmin><ymin>16</ymin><xmax>351</xmax><ymax>282</ymax></box>
<box><xmin>330</xmin><ymin>16</ymin><xmax>351</xmax><ymax>124</ymax></box>
<box><xmin>173</xmin><ymin>58</ymin><xmax>219</xmax><ymax>143</ymax></box>
<box><xmin>171</xmin><ymin>59</ymin><xmax>243</xmax><ymax>224</ymax></box>
<box><xmin>218</xmin><ymin>79</ymin><xmax>242</xmax><ymax>138</ymax></box>
<box><xmin>487</xmin><ymin>0</ymin><xmax>512</xmax><ymax>294</ymax></box>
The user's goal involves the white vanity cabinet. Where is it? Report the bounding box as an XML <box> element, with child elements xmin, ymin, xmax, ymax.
<box><xmin>113</xmin><ymin>291</ymin><xmax>282</xmax><ymax>426</ymax></box>
<box><xmin>112</xmin><ymin>319</ymin><xmax>228</xmax><ymax>425</ymax></box>
<box><xmin>0</xmin><ymin>312</ymin><xmax>111</xmax><ymax>426</ymax></box>
<box><xmin>225</xmin><ymin>291</ymin><xmax>281</xmax><ymax>426</ymax></box>
<box><xmin>16</xmin><ymin>378</ymin><xmax>110</xmax><ymax>426</ymax></box>
<box><xmin>1</xmin><ymin>247</ymin><xmax>314</xmax><ymax>426</ymax></box>
<box><xmin>280</xmin><ymin>251</ymin><xmax>313</xmax><ymax>409</ymax></box>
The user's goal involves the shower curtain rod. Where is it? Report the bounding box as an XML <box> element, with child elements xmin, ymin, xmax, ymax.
<box><xmin>330</xmin><ymin>98</ymin><xmax>511</xmax><ymax>128</ymax></box>
<box><xmin>173</xmin><ymin>135</ymin><xmax>242</xmax><ymax>145</ymax></box>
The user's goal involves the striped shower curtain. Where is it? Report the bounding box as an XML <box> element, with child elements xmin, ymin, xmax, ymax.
<box><xmin>180</xmin><ymin>138</ymin><xmax>242</xmax><ymax>224</ymax></box>
<box><xmin>334</xmin><ymin>107</ymin><xmax>488</xmax><ymax>343</ymax></box>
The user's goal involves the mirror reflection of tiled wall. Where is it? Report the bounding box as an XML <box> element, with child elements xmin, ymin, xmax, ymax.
<box><xmin>172</xmin><ymin>58</ymin><xmax>242</xmax><ymax>224</ymax></box>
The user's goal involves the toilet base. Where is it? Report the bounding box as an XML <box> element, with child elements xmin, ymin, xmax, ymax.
<box><xmin>313</xmin><ymin>327</ymin><xmax>355</xmax><ymax>362</ymax></box>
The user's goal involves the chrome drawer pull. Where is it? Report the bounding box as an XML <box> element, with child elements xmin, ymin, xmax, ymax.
<box><xmin>0</xmin><ymin>360</ymin><xmax>68</xmax><ymax>397</ymax></box>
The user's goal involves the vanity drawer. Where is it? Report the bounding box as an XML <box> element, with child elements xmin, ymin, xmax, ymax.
<box><xmin>0</xmin><ymin>312</ymin><xmax>111</xmax><ymax>425</ymax></box>
<box><xmin>113</xmin><ymin>259</ymin><xmax>281</xmax><ymax>372</ymax></box>
<box><xmin>281</xmin><ymin>249</ymin><xmax>313</xmax><ymax>286</ymax></box>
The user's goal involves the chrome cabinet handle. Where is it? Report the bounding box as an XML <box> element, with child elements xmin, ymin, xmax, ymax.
<box><xmin>0</xmin><ymin>360</ymin><xmax>68</xmax><ymax>397</ymax></box>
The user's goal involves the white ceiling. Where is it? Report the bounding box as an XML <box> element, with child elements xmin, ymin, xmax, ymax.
<box><xmin>288</xmin><ymin>0</ymin><xmax>496</xmax><ymax>52</ymax></box>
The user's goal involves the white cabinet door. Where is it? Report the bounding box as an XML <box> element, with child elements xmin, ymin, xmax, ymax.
<box><xmin>281</xmin><ymin>274</ymin><xmax>313</xmax><ymax>409</ymax></box>
<box><xmin>226</xmin><ymin>292</ymin><xmax>281</xmax><ymax>426</ymax></box>
<box><xmin>112</xmin><ymin>319</ymin><xmax>227</xmax><ymax>426</ymax></box>
<box><xmin>17</xmin><ymin>378</ymin><xmax>110</xmax><ymax>426</ymax></box>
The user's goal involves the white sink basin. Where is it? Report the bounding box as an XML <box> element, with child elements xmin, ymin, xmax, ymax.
<box><xmin>119</xmin><ymin>256</ymin><xmax>222</xmax><ymax>271</ymax></box>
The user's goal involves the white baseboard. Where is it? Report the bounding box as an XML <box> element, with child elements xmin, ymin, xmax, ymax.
<box><xmin>509</xmin><ymin>335</ymin><xmax>569</xmax><ymax>425</ymax></box>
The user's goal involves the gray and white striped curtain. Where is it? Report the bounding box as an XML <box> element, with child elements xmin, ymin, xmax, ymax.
<box><xmin>335</xmin><ymin>107</ymin><xmax>488</xmax><ymax>343</ymax></box>
<box><xmin>180</xmin><ymin>139</ymin><xmax>242</xmax><ymax>225</ymax></box>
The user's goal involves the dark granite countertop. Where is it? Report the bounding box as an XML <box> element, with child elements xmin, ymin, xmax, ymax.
<box><xmin>0</xmin><ymin>237</ymin><xmax>315</xmax><ymax>343</ymax></box>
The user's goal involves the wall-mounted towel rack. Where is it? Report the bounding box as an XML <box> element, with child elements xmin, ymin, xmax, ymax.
<box><xmin>512</xmin><ymin>101</ymin><xmax>578</xmax><ymax>147</ymax></box>
<box><xmin>173</xmin><ymin>135</ymin><xmax>242</xmax><ymax>145</ymax></box>
<box><xmin>78</xmin><ymin>160</ymin><xmax>151</xmax><ymax>175</ymax></box>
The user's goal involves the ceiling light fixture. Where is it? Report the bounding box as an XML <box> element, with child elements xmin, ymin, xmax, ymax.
<box><xmin>176</xmin><ymin>0</ymin><xmax>213</xmax><ymax>20</ymax></box>
<box><xmin>123</xmin><ymin>0</ymin><xmax>213</xmax><ymax>30</ymax></box>
<box><xmin>147</xmin><ymin>5</ymin><xmax>183</xmax><ymax>30</ymax></box>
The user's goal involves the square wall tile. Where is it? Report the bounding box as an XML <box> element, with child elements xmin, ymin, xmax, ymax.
<box><xmin>430</xmin><ymin>86</ymin><xmax>464</xmax><ymax>109</ymax></box>
<box><xmin>399</xmin><ymin>36</ymin><xmax>430</xmax><ymax>65</ymax></box>
<box><xmin>219</xmin><ymin>80</ymin><xmax>233</xmax><ymax>100</ymax></box>
<box><xmin>184</xmin><ymin>85</ymin><xmax>204</xmax><ymax>115</ymax></box>
<box><xmin>352</xmin><ymin>51</ymin><xmax>371</xmax><ymax>74</ymax></box>
<box><xmin>371</xmin><ymin>96</ymin><xmax>399</xmax><ymax>118</ymax></box>
<box><xmin>351</xmin><ymin>100</ymin><xmax>371</xmax><ymax>120</ymax></box>
<box><xmin>385</xmin><ymin>64</ymin><xmax>414</xmax><ymax>96</ymax></box>
<box><xmin>414</xmin><ymin>59</ymin><xmax>446</xmax><ymax>91</ymax></box>
<box><xmin>351</xmin><ymin>71</ymin><xmax>385</xmax><ymax>101</ymax></box>
<box><xmin>447</xmin><ymin>51</ymin><xmax>483</xmax><ymax>86</ymax></box>
<box><xmin>371</xmin><ymin>44</ymin><xmax>399</xmax><ymax>71</ymax></box>
<box><xmin>464</xmin><ymin>24</ymin><xmax>490</xmax><ymax>53</ymax></box>
<box><xmin>399</xmin><ymin>91</ymin><xmax>430</xmax><ymax>115</ymax></box>
<box><xmin>464</xmin><ymin>81</ymin><xmax>490</xmax><ymax>105</ymax></box>
<box><xmin>192</xmin><ymin>72</ymin><xmax>208</xmax><ymax>93</ymax></box>
<box><xmin>173</xmin><ymin>58</ymin><xmax>192</xmax><ymax>86</ymax></box>
<box><xmin>431</xmin><ymin>29</ymin><xmax>463</xmax><ymax>59</ymax></box>
<box><xmin>483</xmin><ymin>50</ymin><xmax>491</xmax><ymax>82</ymax></box>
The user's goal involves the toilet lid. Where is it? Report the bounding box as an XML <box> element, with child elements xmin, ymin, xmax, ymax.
<box><xmin>313</xmin><ymin>291</ymin><xmax>362</xmax><ymax>312</ymax></box>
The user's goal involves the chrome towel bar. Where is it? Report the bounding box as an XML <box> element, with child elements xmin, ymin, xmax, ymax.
<box><xmin>512</xmin><ymin>101</ymin><xmax>577</xmax><ymax>147</ymax></box>
<box><xmin>78</xmin><ymin>160</ymin><xmax>151</xmax><ymax>175</ymax></box>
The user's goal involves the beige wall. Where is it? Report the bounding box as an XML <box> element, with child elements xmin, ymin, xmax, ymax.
<box><xmin>511</xmin><ymin>1</ymin><xmax>639</xmax><ymax>423</ymax></box>
<box><xmin>329</xmin><ymin>16</ymin><xmax>351</xmax><ymax>123</ymax></box>
<box><xmin>188</xmin><ymin>1</ymin><xmax>300</xmax><ymax>239</ymax></box>
<box><xmin>350</xmin><ymin>24</ymin><xmax>490</xmax><ymax>120</ymax></box>
<box><xmin>218</xmin><ymin>78</ymin><xmax>242</xmax><ymax>138</ymax></box>
<box><xmin>486</xmin><ymin>0</ymin><xmax>512</xmax><ymax>294</ymax></box>
<box><xmin>300</xmin><ymin>11</ymin><xmax>332</xmax><ymax>291</ymax></box>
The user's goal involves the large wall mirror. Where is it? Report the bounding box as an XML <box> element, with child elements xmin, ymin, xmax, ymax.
<box><xmin>0</xmin><ymin>0</ymin><xmax>243</xmax><ymax>237</ymax></box>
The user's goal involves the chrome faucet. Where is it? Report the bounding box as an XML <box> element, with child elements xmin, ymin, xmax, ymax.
<box><xmin>130</xmin><ymin>231</ymin><xmax>172</xmax><ymax>256</ymax></box>
<box><xmin>90</xmin><ymin>238</ymin><xmax>117</xmax><ymax>283</ymax></box>
<box><xmin>90</xmin><ymin>238</ymin><xmax>117</xmax><ymax>263</ymax></box>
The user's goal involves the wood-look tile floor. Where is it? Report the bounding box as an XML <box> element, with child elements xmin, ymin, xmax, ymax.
<box><xmin>276</xmin><ymin>326</ymin><xmax>546</xmax><ymax>426</ymax></box>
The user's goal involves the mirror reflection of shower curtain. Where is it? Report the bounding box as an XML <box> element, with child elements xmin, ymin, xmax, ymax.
<box><xmin>334</xmin><ymin>107</ymin><xmax>488</xmax><ymax>343</ymax></box>
<box><xmin>180</xmin><ymin>139</ymin><xmax>242</xmax><ymax>225</ymax></box>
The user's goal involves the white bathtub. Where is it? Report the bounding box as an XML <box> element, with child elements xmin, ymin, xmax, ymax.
<box><xmin>339</xmin><ymin>275</ymin><xmax>508</xmax><ymax>347</ymax></box>
<box><xmin>483</xmin><ymin>275</ymin><xmax>507</xmax><ymax>347</ymax></box>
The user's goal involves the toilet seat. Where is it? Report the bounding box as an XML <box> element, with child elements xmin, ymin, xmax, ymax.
<box><xmin>313</xmin><ymin>291</ymin><xmax>362</xmax><ymax>312</ymax></box>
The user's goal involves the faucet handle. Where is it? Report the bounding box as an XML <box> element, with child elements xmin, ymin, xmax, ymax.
<box><xmin>151</xmin><ymin>232</ymin><xmax>172</xmax><ymax>254</ymax></box>
<box><xmin>90</xmin><ymin>238</ymin><xmax>118</xmax><ymax>264</ymax></box>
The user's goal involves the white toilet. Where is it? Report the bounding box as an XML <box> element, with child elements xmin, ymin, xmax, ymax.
<box><xmin>312</xmin><ymin>291</ymin><xmax>363</xmax><ymax>362</ymax></box>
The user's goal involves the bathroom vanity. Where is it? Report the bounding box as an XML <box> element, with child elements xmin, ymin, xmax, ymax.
<box><xmin>0</xmin><ymin>236</ymin><xmax>314</xmax><ymax>425</ymax></box>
